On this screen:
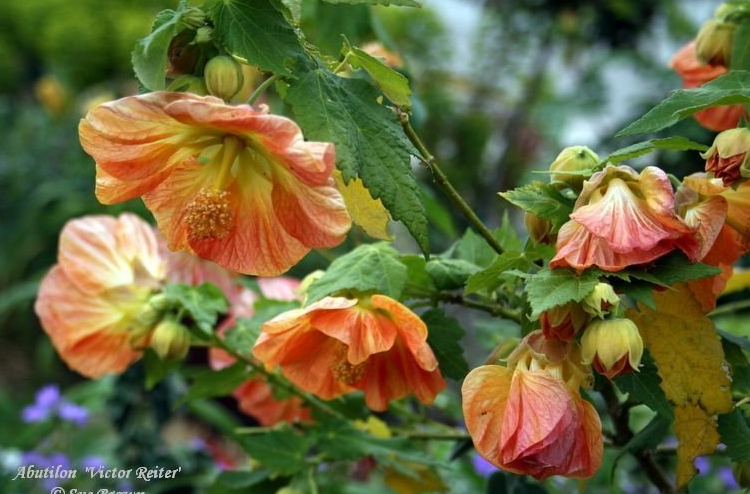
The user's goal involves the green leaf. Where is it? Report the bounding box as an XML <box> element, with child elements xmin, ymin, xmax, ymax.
<box><xmin>180</xmin><ymin>362</ymin><xmax>248</xmax><ymax>404</ymax></box>
<box><xmin>732</xmin><ymin>20</ymin><xmax>750</xmax><ymax>71</ymax></box>
<box><xmin>306</xmin><ymin>243</ymin><xmax>408</xmax><ymax>303</ymax></box>
<box><xmin>322</xmin><ymin>0</ymin><xmax>420</xmax><ymax>6</ymax></box>
<box><xmin>207</xmin><ymin>469</ymin><xmax>288</xmax><ymax>494</ymax></box>
<box><xmin>211</xmin><ymin>470</ymin><xmax>272</xmax><ymax>490</ymax></box>
<box><xmin>286</xmin><ymin>65</ymin><xmax>428</xmax><ymax>253</ymax></box>
<box><xmin>163</xmin><ymin>282</ymin><xmax>229</xmax><ymax>336</ymax></box>
<box><xmin>224</xmin><ymin>300</ymin><xmax>299</xmax><ymax>357</ymax></box>
<box><xmin>605</xmin><ymin>137</ymin><xmax>708</xmax><ymax>165</ymax></box>
<box><xmin>347</xmin><ymin>45</ymin><xmax>411</xmax><ymax>107</ymax></box>
<box><xmin>616</xmin><ymin>71</ymin><xmax>750</xmax><ymax>137</ymax></box>
<box><xmin>132</xmin><ymin>2</ymin><xmax>191</xmax><ymax>90</ymax></box>
<box><xmin>617</xmin><ymin>281</ymin><xmax>656</xmax><ymax>310</ymax></box>
<box><xmin>611</xmin><ymin>414</ymin><xmax>671</xmax><ymax>476</ymax></box>
<box><xmin>143</xmin><ymin>349</ymin><xmax>181</xmax><ymax>390</ymax></box>
<box><xmin>719</xmin><ymin>408</ymin><xmax>750</xmax><ymax>462</ymax></box>
<box><xmin>522</xmin><ymin>267</ymin><xmax>600</xmax><ymax>318</ymax></box>
<box><xmin>614</xmin><ymin>352</ymin><xmax>674</xmax><ymax>419</ymax></box>
<box><xmin>499</xmin><ymin>182</ymin><xmax>574</xmax><ymax>232</ymax></box>
<box><xmin>401</xmin><ymin>254</ymin><xmax>436</xmax><ymax>292</ymax></box>
<box><xmin>495</xmin><ymin>211</ymin><xmax>524</xmax><ymax>252</ymax></box>
<box><xmin>722</xmin><ymin>338</ymin><xmax>750</xmax><ymax>394</ymax></box>
<box><xmin>421</xmin><ymin>309</ymin><xmax>469</xmax><ymax>380</ymax></box>
<box><xmin>464</xmin><ymin>251</ymin><xmax>529</xmax><ymax>295</ymax></box>
<box><xmin>425</xmin><ymin>258</ymin><xmax>480</xmax><ymax>290</ymax></box>
<box><xmin>211</xmin><ymin>0</ymin><xmax>305</xmax><ymax>76</ymax></box>
<box><xmin>645</xmin><ymin>253</ymin><xmax>723</xmax><ymax>285</ymax></box>
<box><xmin>456</xmin><ymin>228</ymin><xmax>497</xmax><ymax>267</ymax></box>
<box><xmin>236</xmin><ymin>426</ymin><xmax>311</xmax><ymax>475</ymax></box>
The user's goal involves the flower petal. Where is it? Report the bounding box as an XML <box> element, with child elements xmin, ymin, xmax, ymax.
<box><xmin>310</xmin><ymin>308</ymin><xmax>397</xmax><ymax>365</ymax></box>
<box><xmin>233</xmin><ymin>379</ymin><xmax>311</xmax><ymax>426</ymax></box>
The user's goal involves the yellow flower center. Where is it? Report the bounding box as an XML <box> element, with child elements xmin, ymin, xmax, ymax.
<box><xmin>331</xmin><ymin>342</ymin><xmax>368</xmax><ymax>385</ymax></box>
<box><xmin>184</xmin><ymin>188</ymin><xmax>233</xmax><ymax>241</ymax></box>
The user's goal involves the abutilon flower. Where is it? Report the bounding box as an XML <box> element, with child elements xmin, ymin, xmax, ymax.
<box><xmin>35</xmin><ymin>214</ymin><xmax>166</xmax><ymax>378</ymax></box>
<box><xmin>551</xmin><ymin>165</ymin><xmax>698</xmax><ymax>272</ymax></box>
<box><xmin>79</xmin><ymin>92</ymin><xmax>352</xmax><ymax>276</ymax></box>
<box><xmin>462</xmin><ymin>331</ymin><xmax>602</xmax><ymax>479</ymax></box>
<box><xmin>670</xmin><ymin>41</ymin><xmax>746</xmax><ymax>131</ymax></box>
<box><xmin>580</xmin><ymin>318</ymin><xmax>643</xmax><ymax>380</ymax></box>
<box><xmin>702</xmin><ymin>128</ymin><xmax>750</xmax><ymax>186</ymax></box>
<box><xmin>582</xmin><ymin>282</ymin><xmax>620</xmax><ymax>318</ymax></box>
<box><xmin>253</xmin><ymin>295</ymin><xmax>447</xmax><ymax>411</ymax></box>
<box><xmin>676</xmin><ymin>173</ymin><xmax>750</xmax><ymax>311</ymax></box>
<box><xmin>539</xmin><ymin>302</ymin><xmax>590</xmax><ymax>342</ymax></box>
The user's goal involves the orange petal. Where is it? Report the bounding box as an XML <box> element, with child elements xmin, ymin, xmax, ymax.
<box><xmin>371</xmin><ymin>294</ymin><xmax>438</xmax><ymax>371</ymax></box>
<box><xmin>310</xmin><ymin>307</ymin><xmax>397</xmax><ymax>365</ymax></box>
<box><xmin>695</xmin><ymin>105</ymin><xmax>746</xmax><ymax>132</ymax></box>
<box><xmin>670</xmin><ymin>41</ymin><xmax>727</xmax><ymax>84</ymax></box>
<box><xmin>95</xmin><ymin>165</ymin><xmax>172</xmax><ymax>205</ymax></box>
<box><xmin>233</xmin><ymin>379</ymin><xmax>311</xmax><ymax>426</ymax></box>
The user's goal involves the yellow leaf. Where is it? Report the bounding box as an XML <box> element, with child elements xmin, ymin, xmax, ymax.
<box><xmin>723</xmin><ymin>268</ymin><xmax>750</xmax><ymax>295</ymax></box>
<box><xmin>627</xmin><ymin>285</ymin><xmax>732</xmax><ymax>487</ymax></box>
<box><xmin>334</xmin><ymin>171</ymin><xmax>392</xmax><ymax>241</ymax></box>
<box><xmin>383</xmin><ymin>463</ymin><xmax>446</xmax><ymax>494</ymax></box>
<box><xmin>673</xmin><ymin>405</ymin><xmax>722</xmax><ymax>487</ymax></box>
<box><xmin>353</xmin><ymin>416</ymin><xmax>392</xmax><ymax>439</ymax></box>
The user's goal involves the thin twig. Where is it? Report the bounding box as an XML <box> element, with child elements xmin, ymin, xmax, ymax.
<box><xmin>247</xmin><ymin>74</ymin><xmax>282</xmax><ymax>105</ymax></box>
<box><xmin>710</xmin><ymin>298</ymin><xmax>750</xmax><ymax>317</ymax></box>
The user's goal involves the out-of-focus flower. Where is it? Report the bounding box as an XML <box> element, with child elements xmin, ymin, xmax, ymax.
<box><xmin>471</xmin><ymin>453</ymin><xmax>499</xmax><ymax>478</ymax></box>
<box><xmin>582</xmin><ymin>282</ymin><xmax>620</xmax><ymax>318</ymax></box>
<box><xmin>79</xmin><ymin>456</ymin><xmax>107</xmax><ymax>470</ymax></box>
<box><xmin>361</xmin><ymin>42</ymin><xmax>404</xmax><ymax>68</ymax></box>
<box><xmin>676</xmin><ymin>173</ymin><xmax>750</xmax><ymax>311</ymax></box>
<box><xmin>462</xmin><ymin>331</ymin><xmax>602</xmax><ymax>479</ymax></box>
<box><xmin>702</xmin><ymin>128</ymin><xmax>750</xmax><ymax>185</ymax></box>
<box><xmin>254</xmin><ymin>295</ymin><xmax>446</xmax><ymax>411</ymax></box>
<box><xmin>34</xmin><ymin>75</ymin><xmax>68</xmax><ymax>115</ymax></box>
<box><xmin>57</xmin><ymin>402</ymin><xmax>89</xmax><ymax>426</ymax></box>
<box><xmin>580</xmin><ymin>318</ymin><xmax>643</xmax><ymax>379</ymax></box>
<box><xmin>150</xmin><ymin>319</ymin><xmax>191</xmax><ymax>361</ymax></box>
<box><xmin>79</xmin><ymin>92</ymin><xmax>351</xmax><ymax>276</ymax></box>
<box><xmin>695</xmin><ymin>20</ymin><xmax>735</xmax><ymax>65</ymax></box>
<box><xmin>551</xmin><ymin>165</ymin><xmax>698</xmax><ymax>272</ymax></box>
<box><xmin>539</xmin><ymin>303</ymin><xmax>589</xmax><ymax>342</ymax></box>
<box><xmin>670</xmin><ymin>41</ymin><xmax>746</xmax><ymax>131</ymax></box>
<box><xmin>549</xmin><ymin>145</ymin><xmax>599</xmax><ymax>189</ymax></box>
<box><xmin>35</xmin><ymin>214</ymin><xmax>166</xmax><ymax>378</ymax></box>
<box><xmin>21</xmin><ymin>385</ymin><xmax>90</xmax><ymax>426</ymax></box>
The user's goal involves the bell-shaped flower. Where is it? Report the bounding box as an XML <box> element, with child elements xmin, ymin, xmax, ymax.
<box><xmin>702</xmin><ymin>128</ymin><xmax>750</xmax><ymax>186</ymax></box>
<box><xmin>539</xmin><ymin>302</ymin><xmax>590</xmax><ymax>342</ymax></box>
<box><xmin>35</xmin><ymin>214</ymin><xmax>166</xmax><ymax>377</ymax></box>
<box><xmin>462</xmin><ymin>331</ymin><xmax>602</xmax><ymax>479</ymax></box>
<box><xmin>253</xmin><ymin>295</ymin><xmax>446</xmax><ymax>411</ymax></box>
<box><xmin>79</xmin><ymin>92</ymin><xmax>352</xmax><ymax>276</ymax></box>
<box><xmin>582</xmin><ymin>282</ymin><xmax>620</xmax><ymax>318</ymax></box>
<box><xmin>552</xmin><ymin>165</ymin><xmax>698</xmax><ymax>272</ymax></box>
<box><xmin>670</xmin><ymin>41</ymin><xmax>746</xmax><ymax>131</ymax></box>
<box><xmin>580</xmin><ymin>318</ymin><xmax>643</xmax><ymax>380</ymax></box>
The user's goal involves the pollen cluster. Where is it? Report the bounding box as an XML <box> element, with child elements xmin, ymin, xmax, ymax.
<box><xmin>184</xmin><ymin>188</ymin><xmax>233</xmax><ymax>241</ymax></box>
<box><xmin>331</xmin><ymin>343</ymin><xmax>368</xmax><ymax>385</ymax></box>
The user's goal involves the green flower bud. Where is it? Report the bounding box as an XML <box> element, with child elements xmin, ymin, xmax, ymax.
<box><xmin>182</xmin><ymin>7</ymin><xmax>207</xmax><ymax>30</ymax></box>
<box><xmin>582</xmin><ymin>282</ymin><xmax>620</xmax><ymax>318</ymax></box>
<box><xmin>549</xmin><ymin>146</ymin><xmax>599</xmax><ymax>188</ymax></box>
<box><xmin>204</xmin><ymin>56</ymin><xmax>245</xmax><ymax>101</ymax></box>
<box><xmin>716</xmin><ymin>1</ymin><xmax>750</xmax><ymax>23</ymax></box>
<box><xmin>167</xmin><ymin>75</ymin><xmax>208</xmax><ymax>95</ymax></box>
<box><xmin>695</xmin><ymin>20</ymin><xmax>735</xmax><ymax>65</ymax></box>
<box><xmin>194</xmin><ymin>26</ymin><xmax>213</xmax><ymax>44</ymax></box>
<box><xmin>148</xmin><ymin>293</ymin><xmax>172</xmax><ymax>311</ymax></box>
<box><xmin>150</xmin><ymin>319</ymin><xmax>191</xmax><ymax>361</ymax></box>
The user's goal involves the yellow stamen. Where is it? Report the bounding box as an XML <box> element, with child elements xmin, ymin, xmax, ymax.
<box><xmin>184</xmin><ymin>188</ymin><xmax>233</xmax><ymax>241</ymax></box>
<box><xmin>331</xmin><ymin>342</ymin><xmax>368</xmax><ymax>385</ymax></box>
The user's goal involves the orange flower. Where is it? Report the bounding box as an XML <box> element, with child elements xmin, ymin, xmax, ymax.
<box><xmin>79</xmin><ymin>92</ymin><xmax>351</xmax><ymax>276</ymax></box>
<box><xmin>551</xmin><ymin>165</ymin><xmax>698</xmax><ymax>272</ymax></box>
<box><xmin>462</xmin><ymin>331</ymin><xmax>602</xmax><ymax>479</ymax></box>
<box><xmin>676</xmin><ymin>173</ymin><xmax>750</xmax><ymax>311</ymax></box>
<box><xmin>253</xmin><ymin>295</ymin><xmax>446</xmax><ymax>411</ymax></box>
<box><xmin>35</xmin><ymin>214</ymin><xmax>166</xmax><ymax>378</ymax></box>
<box><xmin>670</xmin><ymin>41</ymin><xmax>746</xmax><ymax>131</ymax></box>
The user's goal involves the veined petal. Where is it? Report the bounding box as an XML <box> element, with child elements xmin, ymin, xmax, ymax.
<box><xmin>233</xmin><ymin>379</ymin><xmax>311</xmax><ymax>426</ymax></box>
<box><xmin>680</xmin><ymin>195</ymin><xmax>727</xmax><ymax>260</ymax></box>
<box><xmin>371</xmin><ymin>294</ymin><xmax>438</xmax><ymax>371</ymax></box>
<box><xmin>310</xmin><ymin>308</ymin><xmax>396</xmax><ymax>365</ymax></box>
<box><xmin>117</xmin><ymin>213</ymin><xmax>165</xmax><ymax>283</ymax></box>
<box><xmin>95</xmin><ymin>165</ymin><xmax>172</xmax><ymax>205</ymax></box>
<box><xmin>257</xmin><ymin>277</ymin><xmax>300</xmax><ymax>301</ymax></box>
<box><xmin>564</xmin><ymin>397</ymin><xmax>603</xmax><ymax>478</ymax></box>
<box><xmin>259</xmin><ymin>297</ymin><xmax>358</xmax><ymax>335</ymax></box>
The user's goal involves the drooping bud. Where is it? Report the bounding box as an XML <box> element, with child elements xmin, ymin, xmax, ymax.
<box><xmin>582</xmin><ymin>282</ymin><xmax>620</xmax><ymax>318</ymax></box>
<box><xmin>524</xmin><ymin>211</ymin><xmax>554</xmax><ymax>244</ymax></box>
<box><xmin>204</xmin><ymin>56</ymin><xmax>245</xmax><ymax>101</ymax></box>
<box><xmin>167</xmin><ymin>75</ymin><xmax>208</xmax><ymax>95</ymax></box>
<box><xmin>150</xmin><ymin>319</ymin><xmax>191</xmax><ymax>361</ymax></box>
<box><xmin>581</xmin><ymin>318</ymin><xmax>643</xmax><ymax>380</ymax></box>
<box><xmin>539</xmin><ymin>302</ymin><xmax>590</xmax><ymax>342</ymax></box>
<box><xmin>167</xmin><ymin>30</ymin><xmax>202</xmax><ymax>78</ymax></box>
<box><xmin>701</xmin><ymin>127</ymin><xmax>750</xmax><ymax>185</ymax></box>
<box><xmin>733</xmin><ymin>461</ymin><xmax>750</xmax><ymax>488</ymax></box>
<box><xmin>549</xmin><ymin>145</ymin><xmax>599</xmax><ymax>189</ymax></box>
<box><xmin>695</xmin><ymin>20</ymin><xmax>735</xmax><ymax>65</ymax></box>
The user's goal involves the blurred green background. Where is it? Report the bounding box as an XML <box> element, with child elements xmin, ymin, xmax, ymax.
<box><xmin>0</xmin><ymin>0</ymin><xmax>742</xmax><ymax>493</ymax></box>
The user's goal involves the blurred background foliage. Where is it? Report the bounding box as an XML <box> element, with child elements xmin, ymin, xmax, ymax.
<box><xmin>0</xmin><ymin>0</ymin><xmax>744</xmax><ymax>493</ymax></box>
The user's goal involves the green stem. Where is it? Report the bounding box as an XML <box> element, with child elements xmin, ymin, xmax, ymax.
<box><xmin>709</xmin><ymin>298</ymin><xmax>750</xmax><ymax>317</ymax></box>
<box><xmin>211</xmin><ymin>335</ymin><xmax>345</xmax><ymax>420</ymax></box>
<box><xmin>434</xmin><ymin>292</ymin><xmax>521</xmax><ymax>322</ymax></box>
<box><xmin>247</xmin><ymin>74</ymin><xmax>282</xmax><ymax>105</ymax></box>
<box><xmin>391</xmin><ymin>429</ymin><xmax>470</xmax><ymax>441</ymax></box>
<box><xmin>399</xmin><ymin>114</ymin><xmax>505</xmax><ymax>255</ymax></box>
<box><xmin>333</xmin><ymin>53</ymin><xmax>351</xmax><ymax>74</ymax></box>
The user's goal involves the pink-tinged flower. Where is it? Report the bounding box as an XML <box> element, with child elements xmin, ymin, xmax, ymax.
<box><xmin>539</xmin><ymin>303</ymin><xmax>590</xmax><ymax>342</ymax></box>
<box><xmin>462</xmin><ymin>331</ymin><xmax>602</xmax><ymax>479</ymax></box>
<box><xmin>253</xmin><ymin>295</ymin><xmax>447</xmax><ymax>411</ymax></box>
<box><xmin>702</xmin><ymin>128</ymin><xmax>750</xmax><ymax>186</ymax></box>
<box><xmin>552</xmin><ymin>165</ymin><xmax>698</xmax><ymax>272</ymax></box>
<box><xmin>79</xmin><ymin>92</ymin><xmax>352</xmax><ymax>276</ymax></box>
<box><xmin>676</xmin><ymin>173</ymin><xmax>750</xmax><ymax>311</ymax></box>
<box><xmin>35</xmin><ymin>214</ymin><xmax>165</xmax><ymax>378</ymax></box>
<box><xmin>670</xmin><ymin>41</ymin><xmax>746</xmax><ymax>131</ymax></box>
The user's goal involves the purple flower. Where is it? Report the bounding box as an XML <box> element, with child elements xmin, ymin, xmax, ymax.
<box><xmin>471</xmin><ymin>453</ymin><xmax>498</xmax><ymax>477</ymax></box>
<box><xmin>80</xmin><ymin>456</ymin><xmax>106</xmax><ymax>470</ymax></box>
<box><xmin>58</xmin><ymin>402</ymin><xmax>89</xmax><ymax>426</ymax></box>
<box><xmin>718</xmin><ymin>466</ymin><xmax>740</xmax><ymax>489</ymax></box>
<box><xmin>694</xmin><ymin>456</ymin><xmax>711</xmax><ymax>474</ymax></box>
<box><xmin>21</xmin><ymin>385</ymin><xmax>62</xmax><ymax>423</ymax></box>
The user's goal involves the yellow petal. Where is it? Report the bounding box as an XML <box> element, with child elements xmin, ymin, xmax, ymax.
<box><xmin>334</xmin><ymin>170</ymin><xmax>392</xmax><ymax>241</ymax></box>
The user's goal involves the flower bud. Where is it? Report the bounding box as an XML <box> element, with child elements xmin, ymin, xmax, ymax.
<box><xmin>539</xmin><ymin>302</ymin><xmax>590</xmax><ymax>342</ymax></box>
<box><xmin>182</xmin><ymin>7</ymin><xmax>207</xmax><ymax>30</ymax></box>
<box><xmin>167</xmin><ymin>30</ymin><xmax>201</xmax><ymax>78</ymax></box>
<box><xmin>696</xmin><ymin>20</ymin><xmax>735</xmax><ymax>65</ymax></box>
<box><xmin>701</xmin><ymin>127</ymin><xmax>750</xmax><ymax>185</ymax></box>
<box><xmin>194</xmin><ymin>26</ymin><xmax>213</xmax><ymax>44</ymax></box>
<box><xmin>582</xmin><ymin>282</ymin><xmax>620</xmax><ymax>318</ymax></box>
<box><xmin>150</xmin><ymin>319</ymin><xmax>191</xmax><ymax>361</ymax></box>
<box><xmin>733</xmin><ymin>461</ymin><xmax>750</xmax><ymax>488</ymax></box>
<box><xmin>549</xmin><ymin>146</ymin><xmax>599</xmax><ymax>188</ymax></box>
<box><xmin>298</xmin><ymin>269</ymin><xmax>325</xmax><ymax>305</ymax></box>
<box><xmin>524</xmin><ymin>212</ymin><xmax>554</xmax><ymax>244</ymax></box>
<box><xmin>581</xmin><ymin>318</ymin><xmax>643</xmax><ymax>380</ymax></box>
<box><xmin>204</xmin><ymin>56</ymin><xmax>245</xmax><ymax>101</ymax></box>
<box><xmin>167</xmin><ymin>75</ymin><xmax>208</xmax><ymax>95</ymax></box>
